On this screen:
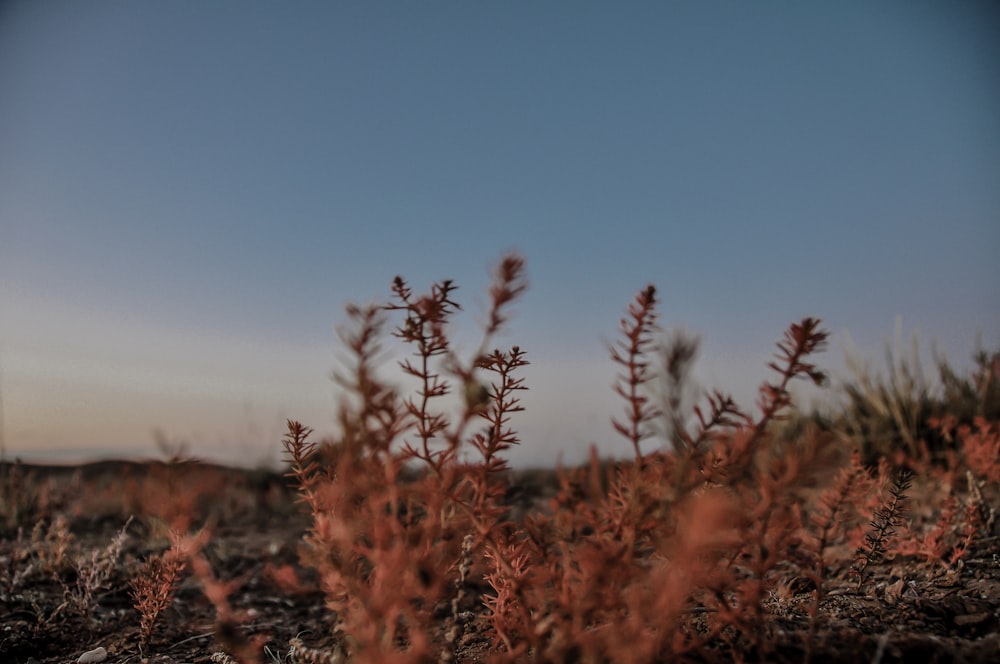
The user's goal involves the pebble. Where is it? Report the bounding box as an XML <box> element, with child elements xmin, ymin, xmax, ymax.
<box><xmin>78</xmin><ymin>646</ymin><xmax>108</xmax><ymax>663</ymax></box>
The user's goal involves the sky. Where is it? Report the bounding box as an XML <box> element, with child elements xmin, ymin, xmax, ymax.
<box><xmin>1</xmin><ymin>1</ymin><xmax>998</xmax><ymax>469</ymax></box>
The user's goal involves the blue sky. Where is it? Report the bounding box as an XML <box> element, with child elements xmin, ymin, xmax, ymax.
<box><xmin>2</xmin><ymin>1</ymin><xmax>998</xmax><ymax>468</ymax></box>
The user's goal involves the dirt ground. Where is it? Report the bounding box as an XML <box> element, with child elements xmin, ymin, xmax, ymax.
<box><xmin>1</xmin><ymin>460</ymin><xmax>998</xmax><ymax>664</ymax></box>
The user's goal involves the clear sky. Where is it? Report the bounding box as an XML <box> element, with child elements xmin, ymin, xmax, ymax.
<box><xmin>2</xmin><ymin>1</ymin><xmax>998</xmax><ymax>468</ymax></box>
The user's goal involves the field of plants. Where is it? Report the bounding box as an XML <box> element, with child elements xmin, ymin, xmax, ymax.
<box><xmin>2</xmin><ymin>254</ymin><xmax>998</xmax><ymax>663</ymax></box>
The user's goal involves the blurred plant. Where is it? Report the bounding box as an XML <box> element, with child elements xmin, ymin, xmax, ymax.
<box><xmin>838</xmin><ymin>325</ymin><xmax>1000</xmax><ymax>464</ymax></box>
<box><xmin>181</xmin><ymin>526</ymin><xmax>267</xmax><ymax>664</ymax></box>
<box><xmin>934</xmin><ymin>416</ymin><xmax>1000</xmax><ymax>486</ymax></box>
<box><xmin>652</xmin><ymin>327</ymin><xmax>702</xmax><ymax>452</ymax></box>
<box><xmin>840</xmin><ymin>327</ymin><xmax>933</xmax><ymax>463</ymax></box>
<box><xmin>938</xmin><ymin>348</ymin><xmax>1000</xmax><ymax>423</ymax></box>
<box><xmin>894</xmin><ymin>489</ymin><xmax>981</xmax><ymax>569</ymax></box>
<box><xmin>32</xmin><ymin>514</ymin><xmax>75</xmax><ymax>576</ymax></box>
<box><xmin>0</xmin><ymin>460</ymin><xmax>38</xmax><ymax>532</ymax></box>
<box><xmin>69</xmin><ymin>516</ymin><xmax>133</xmax><ymax>617</ymax></box>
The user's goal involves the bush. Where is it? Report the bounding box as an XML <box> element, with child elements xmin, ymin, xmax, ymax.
<box><xmin>837</xmin><ymin>330</ymin><xmax>999</xmax><ymax>464</ymax></box>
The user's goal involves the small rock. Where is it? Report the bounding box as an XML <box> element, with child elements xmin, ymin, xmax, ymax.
<box><xmin>78</xmin><ymin>646</ymin><xmax>108</xmax><ymax>663</ymax></box>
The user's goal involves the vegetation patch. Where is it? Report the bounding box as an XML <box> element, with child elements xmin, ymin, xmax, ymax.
<box><xmin>2</xmin><ymin>254</ymin><xmax>998</xmax><ymax>663</ymax></box>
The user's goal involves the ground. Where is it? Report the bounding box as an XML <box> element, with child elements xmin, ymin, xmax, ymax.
<box><xmin>1</xmin><ymin>460</ymin><xmax>998</xmax><ymax>664</ymax></box>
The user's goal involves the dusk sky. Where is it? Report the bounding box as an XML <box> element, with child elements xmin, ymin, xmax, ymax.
<box><xmin>2</xmin><ymin>2</ymin><xmax>998</xmax><ymax>468</ymax></box>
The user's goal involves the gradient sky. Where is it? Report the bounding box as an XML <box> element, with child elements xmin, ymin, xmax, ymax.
<box><xmin>2</xmin><ymin>1</ymin><xmax>998</xmax><ymax>468</ymax></box>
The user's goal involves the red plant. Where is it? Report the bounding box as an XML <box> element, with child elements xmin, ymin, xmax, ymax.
<box><xmin>130</xmin><ymin>534</ymin><xmax>187</xmax><ymax>650</ymax></box>
<box><xmin>273</xmin><ymin>255</ymin><xmax>1000</xmax><ymax>663</ymax></box>
<box><xmin>611</xmin><ymin>285</ymin><xmax>661</xmax><ymax>462</ymax></box>
<box><xmin>961</xmin><ymin>417</ymin><xmax>1000</xmax><ymax>484</ymax></box>
<box><xmin>281</xmin><ymin>254</ymin><xmax>533</xmax><ymax>662</ymax></box>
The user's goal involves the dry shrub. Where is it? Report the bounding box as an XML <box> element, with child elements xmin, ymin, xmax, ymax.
<box><xmin>958</xmin><ymin>417</ymin><xmax>1000</xmax><ymax>484</ymax></box>
<box><xmin>282</xmin><ymin>254</ymin><xmax>528</xmax><ymax>663</ymax></box>
<box><xmin>280</xmin><ymin>254</ymin><xmax>888</xmax><ymax>663</ymax></box>
<box><xmin>839</xmin><ymin>331</ymin><xmax>999</xmax><ymax>465</ymax></box>
<box><xmin>130</xmin><ymin>532</ymin><xmax>187</xmax><ymax>650</ymax></box>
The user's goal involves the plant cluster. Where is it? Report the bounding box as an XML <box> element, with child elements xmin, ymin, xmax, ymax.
<box><xmin>268</xmin><ymin>254</ymin><xmax>998</xmax><ymax>663</ymax></box>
